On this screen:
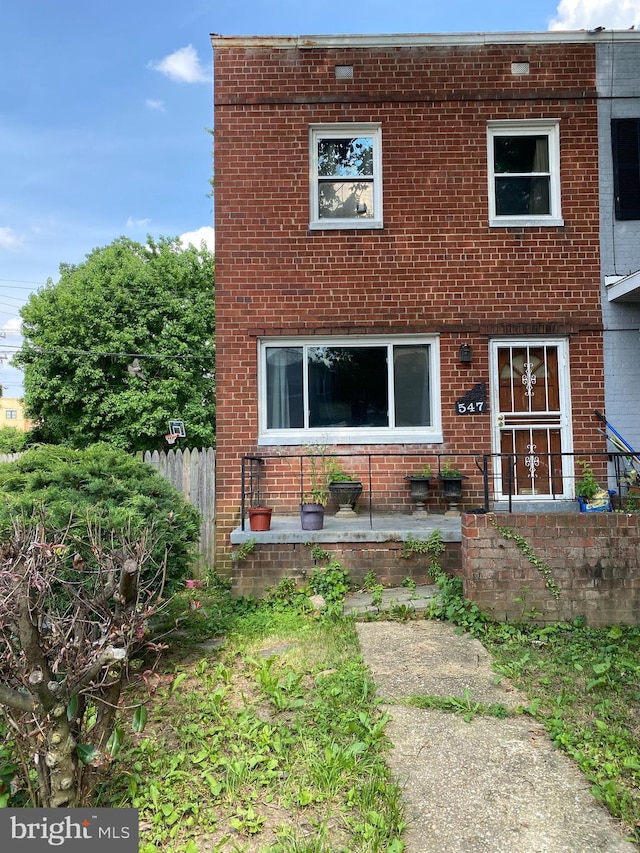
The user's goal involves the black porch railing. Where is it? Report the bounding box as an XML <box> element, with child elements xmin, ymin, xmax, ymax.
<box><xmin>240</xmin><ymin>450</ymin><xmax>640</xmax><ymax>530</ymax></box>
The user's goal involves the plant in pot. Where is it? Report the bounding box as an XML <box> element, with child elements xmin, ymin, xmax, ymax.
<box><xmin>327</xmin><ymin>458</ymin><xmax>363</xmax><ymax>518</ymax></box>
<box><xmin>247</xmin><ymin>487</ymin><xmax>272</xmax><ymax>532</ymax></box>
<box><xmin>439</xmin><ymin>460</ymin><xmax>466</xmax><ymax>514</ymax></box>
<box><xmin>246</xmin><ymin>462</ymin><xmax>272</xmax><ymax>531</ymax></box>
<box><xmin>300</xmin><ymin>445</ymin><xmax>330</xmax><ymax>530</ymax></box>
<box><xmin>405</xmin><ymin>464</ymin><xmax>433</xmax><ymax>517</ymax></box>
<box><xmin>576</xmin><ymin>460</ymin><xmax>611</xmax><ymax>512</ymax></box>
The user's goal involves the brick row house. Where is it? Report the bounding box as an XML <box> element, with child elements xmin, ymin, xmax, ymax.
<box><xmin>211</xmin><ymin>30</ymin><xmax>640</xmax><ymax>592</ymax></box>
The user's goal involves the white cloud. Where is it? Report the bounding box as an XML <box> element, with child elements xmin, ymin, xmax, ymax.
<box><xmin>148</xmin><ymin>45</ymin><xmax>208</xmax><ymax>84</ymax></box>
<box><xmin>0</xmin><ymin>226</ymin><xmax>24</xmax><ymax>250</ymax></box>
<box><xmin>145</xmin><ymin>98</ymin><xmax>166</xmax><ymax>112</ymax></box>
<box><xmin>126</xmin><ymin>216</ymin><xmax>151</xmax><ymax>229</ymax></box>
<box><xmin>2</xmin><ymin>317</ymin><xmax>22</xmax><ymax>338</ymax></box>
<box><xmin>549</xmin><ymin>0</ymin><xmax>640</xmax><ymax>30</ymax></box>
<box><xmin>179</xmin><ymin>226</ymin><xmax>215</xmax><ymax>252</ymax></box>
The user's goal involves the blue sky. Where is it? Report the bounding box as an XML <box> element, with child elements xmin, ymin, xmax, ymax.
<box><xmin>1</xmin><ymin>0</ymin><xmax>639</xmax><ymax>396</ymax></box>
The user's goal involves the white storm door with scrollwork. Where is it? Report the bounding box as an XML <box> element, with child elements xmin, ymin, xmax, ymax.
<box><xmin>490</xmin><ymin>339</ymin><xmax>573</xmax><ymax>500</ymax></box>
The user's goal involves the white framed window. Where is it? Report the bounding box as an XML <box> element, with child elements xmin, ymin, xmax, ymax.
<box><xmin>258</xmin><ymin>335</ymin><xmax>441</xmax><ymax>445</ymax></box>
<box><xmin>487</xmin><ymin>120</ymin><xmax>563</xmax><ymax>227</ymax></box>
<box><xmin>5</xmin><ymin>410</ymin><xmax>17</xmax><ymax>419</ymax></box>
<box><xmin>309</xmin><ymin>124</ymin><xmax>383</xmax><ymax>230</ymax></box>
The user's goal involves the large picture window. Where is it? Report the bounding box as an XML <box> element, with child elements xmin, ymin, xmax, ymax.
<box><xmin>260</xmin><ymin>336</ymin><xmax>441</xmax><ymax>445</ymax></box>
<box><xmin>487</xmin><ymin>120</ymin><xmax>563</xmax><ymax>226</ymax></box>
<box><xmin>309</xmin><ymin>124</ymin><xmax>383</xmax><ymax>230</ymax></box>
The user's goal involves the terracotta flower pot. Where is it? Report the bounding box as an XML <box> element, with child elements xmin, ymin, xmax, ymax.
<box><xmin>248</xmin><ymin>506</ymin><xmax>272</xmax><ymax>531</ymax></box>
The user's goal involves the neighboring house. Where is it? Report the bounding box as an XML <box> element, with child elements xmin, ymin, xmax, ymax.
<box><xmin>597</xmin><ymin>40</ymin><xmax>640</xmax><ymax>457</ymax></box>
<box><xmin>211</xmin><ymin>29</ymin><xmax>640</xmax><ymax>581</ymax></box>
<box><xmin>0</xmin><ymin>397</ymin><xmax>32</xmax><ymax>432</ymax></box>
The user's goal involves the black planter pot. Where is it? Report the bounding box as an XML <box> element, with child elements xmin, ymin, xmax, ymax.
<box><xmin>405</xmin><ymin>476</ymin><xmax>433</xmax><ymax>516</ymax></box>
<box><xmin>440</xmin><ymin>476</ymin><xmax>463</xmax><ymax>500</ymax></box>
<box><xmin>439</xmin><ymin>475</ymin><xmax>466</xmax><ymax>514</ymax></box>
<box><xmin>328</xmin><ymin>481</ymin><xmax>363</xmax><ymax>517</ymax></box>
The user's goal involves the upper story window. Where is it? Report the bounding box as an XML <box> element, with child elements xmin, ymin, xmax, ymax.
<box><xmin>612</xmin><ymin>118</ymin><xmax>640</xmax><ymax>220</ymax></box>
<box><xmin>309</xmin><ymin>124</ymin><xmax>383</xmax><ymax>230</ymax></box>
<box><xmin>487</xmin><ymin>120</ymin><xmax>563</xmax><ymax>227</ymax></box>
<box><xmin>258</xmin><ymin>335</ymin><xmax>441</xmax><ymax>445</ymax></box>
<box><xmin>5</xmin><ymin>410</ymin><xmax>17</xmax><ymax>419</ymax></box>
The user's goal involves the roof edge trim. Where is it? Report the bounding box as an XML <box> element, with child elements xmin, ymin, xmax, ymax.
<box><xmin>210</xmin><ymin>30</ymin><xmax>640</xmax><ymax>49</ymax></box>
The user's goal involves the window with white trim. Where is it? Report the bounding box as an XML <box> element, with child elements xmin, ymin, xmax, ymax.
<box><xmin>487</xmin><ymin>120</ymin><xmax>563</xmax><ymax>226</ymax></box>
<box><xmin>259</xmin><ymin>336</ymin><xmax>441</xmax><ymax>445</ymax></box>
<box><xmin>309</xmin><ymin>124</ymin><xmax>383</xmax><ymax>229</ymax></box>
<box><xmin>5</xmin><ymin>410</ymin><xmax>17</xmax><ymax>419</ymax></box>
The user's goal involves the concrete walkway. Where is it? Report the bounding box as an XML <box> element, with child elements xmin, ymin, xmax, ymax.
<box><xmin>356</xmin><ymin>620</ymin><xmax>637</xmax><ymax>853</ymax></box>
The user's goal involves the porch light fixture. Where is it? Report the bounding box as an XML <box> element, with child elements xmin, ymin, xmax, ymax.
<box><xmin>459</xmin><ymin>344</ymin><xmax>473</xmax><ymax>363</ymax></box>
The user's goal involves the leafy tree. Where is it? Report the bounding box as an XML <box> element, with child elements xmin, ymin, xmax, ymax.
<box><xmin>0</xmin><ymin>444</ymin><xmax>201</xmax><ymax>807</ymax></box>
<box><xmin>14</xmin><ymin>236</ymin><xmax>215</xmax><ymax>452</ymax></box>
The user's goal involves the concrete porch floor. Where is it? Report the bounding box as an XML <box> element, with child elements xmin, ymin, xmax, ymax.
<box><xmin>230</xmin><ymin>511</ymin><xmax>463</xmax><ymax>545</ymax></box>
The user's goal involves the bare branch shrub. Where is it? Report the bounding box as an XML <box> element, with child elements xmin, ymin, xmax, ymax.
<box><xmin>1</xmin><ymin>513</ymin><xmax>168</xmax><ymax>807</ymax></box>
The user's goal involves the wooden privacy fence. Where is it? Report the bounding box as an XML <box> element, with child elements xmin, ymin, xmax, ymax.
<box><xmin>140</xmin><ymin>447</ymin><xmax>216</xmax><ymax>570</ymax></box>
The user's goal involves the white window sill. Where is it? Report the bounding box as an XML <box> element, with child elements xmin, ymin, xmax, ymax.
<box><xmin>489</xmin><ymin>216</ymin><xmax>564</xmax><ymax>228</ymax></box>
<box><xmin>309</xmin><ymin>220</ymin><xmax>384</xmax><ymax>231</ymax></box>
<box><xmin>258</xmin><ymin>429</ymin><xmax>444</xmax><ymax>446</ymax></box>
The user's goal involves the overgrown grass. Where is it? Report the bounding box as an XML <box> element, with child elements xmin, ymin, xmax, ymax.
<box><xmin>483</xmin><ymin>620</ymin><xmax>640</xmax><ymax>843</ymax></box>
<box><xmin>98</xmin><ymin>576</ymin><xmax>405</xmax><ymax>852</ymax></box>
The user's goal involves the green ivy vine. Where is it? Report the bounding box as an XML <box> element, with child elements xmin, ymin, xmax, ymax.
<box><xmin>490</xmin><ymin>517</ymin><xmax>561</xmax><ymax>600</ymax></box>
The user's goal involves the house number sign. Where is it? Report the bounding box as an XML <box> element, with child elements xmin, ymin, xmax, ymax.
<box><xmin>455</xmin><ymin>382</ymin><xmax>487</xmax><ymax>415</ymax></box>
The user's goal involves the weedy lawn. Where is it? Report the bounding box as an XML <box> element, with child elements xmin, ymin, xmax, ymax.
<box><xmin>99</xmin><ymin>581</ymin><xmax>406</xmax><ymax>853</ymax></box>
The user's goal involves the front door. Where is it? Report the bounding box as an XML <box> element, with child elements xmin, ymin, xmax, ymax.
<box><xmin>490</xmin><ymin>339</ymin><xmax>573</xmax><ymax>500</ymax></box>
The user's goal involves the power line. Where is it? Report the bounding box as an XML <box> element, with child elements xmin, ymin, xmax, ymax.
<box><xmin>0</xmin><ymin>278</ymin><xmax>49</xmax><ymax>287</ymax></box>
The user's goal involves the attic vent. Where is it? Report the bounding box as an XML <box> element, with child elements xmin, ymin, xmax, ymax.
<box><xmin>511</xmin><ymin>61</ymin><xmax>530</xmax><ymax>75</ymax></box>
<box><xmin>335</xmin><ymin>65</ymin><xmax>354</xmax><ymax>80</ymax></box>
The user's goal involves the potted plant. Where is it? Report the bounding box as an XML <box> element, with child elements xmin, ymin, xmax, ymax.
<box><xmin>439</xmin><ymin>460</ymin><xmax>466</xmax><ymax>512</ymax></box>
<box><xmin>327</xmin><ymin>458</ymin><xmax>363</xmax><ymax>518</ymax></box>
<box><xmin>405</xmin><ymin>464</ymin><xmax>433</xmax><ymax>516</ymax></box>
<box><xmin>576</xmin><ymin>460</ymin><xmax>611</xmax><ymax>512</ymax></box>
<box><xmin>247</xmin><ymin>462</ymin><xmax>272</xmax><ymax>531</ymax></box>
<box><xmin>247</xmin><ymin>483</ymin><xmax>272</xmax><ymax>532</ymax></box>
<box><xmin>300</xmin><ymin>445</ymin><xmax>330</xmax><ymax>530</ymax></box>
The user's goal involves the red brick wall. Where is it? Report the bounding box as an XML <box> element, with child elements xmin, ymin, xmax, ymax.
<box><xmin>462</xmin><ymin>512</ymin><xmax>640</xmax><ymax>626</ymax></box>
<box><xmin>213</xmin><ymin>40</ymin><xmax>604</xmax><ymax>571</ymax></box>
<box><xmin>232</xmin><ymin>539</ymin><xmax>462</xmax><ymax>599</ymax></box>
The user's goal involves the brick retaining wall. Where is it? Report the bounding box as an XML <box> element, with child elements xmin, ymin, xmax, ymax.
<box><xmin>462</xmin><ymin>512</ymin><xmax>640</xmax><ymax>627</ymax></box>
<box><xmin>232</xmin><ymin>540</ymin><xmax>462</xmax><ymax>598</ymax></box>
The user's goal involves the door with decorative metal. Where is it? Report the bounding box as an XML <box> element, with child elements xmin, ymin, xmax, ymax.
<box><xmin>490</xmin><ymin>339</ymin><xmax>573</xmax><ymax>500</ymax></box>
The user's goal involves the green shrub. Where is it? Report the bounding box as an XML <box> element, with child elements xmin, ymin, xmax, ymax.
<box><xmin>0</xmin><ymin>427</ymin><xmax>29</xmax><ymax>455</ymax></box>
<box><xmin>0</xmin><ymin>443</ymin><xmax>200</xmax><ymax>589</ymax></box>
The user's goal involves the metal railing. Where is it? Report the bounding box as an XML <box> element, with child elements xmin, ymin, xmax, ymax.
<box><xmin>240</xmin><ymin>449</ymin><xmax>640</xmax><ymax>529</ymax></box>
